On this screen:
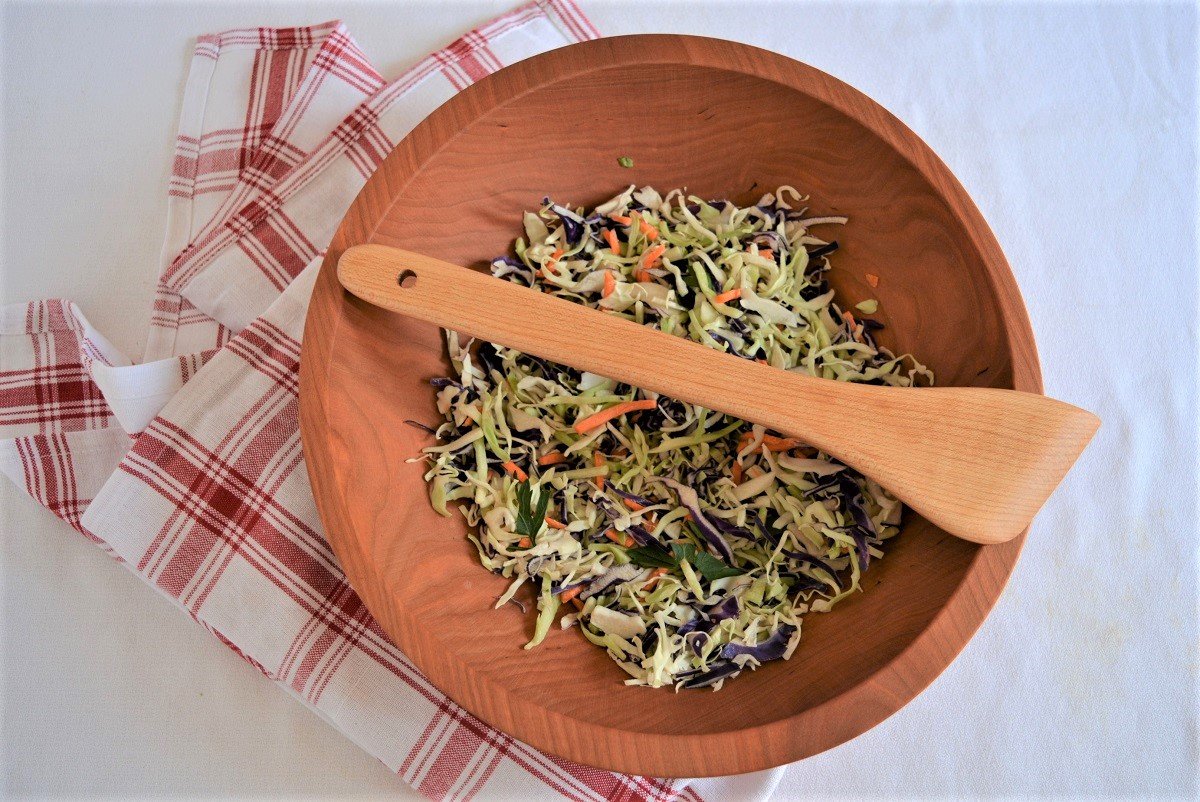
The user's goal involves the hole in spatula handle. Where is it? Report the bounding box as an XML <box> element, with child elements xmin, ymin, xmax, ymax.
<box><xmin>397</xmin><ymin>270</ymin><xmax>418</xmax><ymax>288</ymax></box>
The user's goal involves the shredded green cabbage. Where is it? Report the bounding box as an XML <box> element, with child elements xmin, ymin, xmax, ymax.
<box><xmin>418</xmin><ymin>186</ymin><xmax>933</xmax><ymax>690</ymax></box>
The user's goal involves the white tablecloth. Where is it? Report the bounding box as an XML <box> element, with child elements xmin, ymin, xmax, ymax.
<box><xmin>2</xmin><ymin>1</ymin><xmax>1194</xmax><ymax>797</ymax></box>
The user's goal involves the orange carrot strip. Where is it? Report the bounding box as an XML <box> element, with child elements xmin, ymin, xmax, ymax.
<box><xmin>865</xmin><ymin>273</ymin><xmax>880</xmax><ymax>288</ymax></box>
<box><xmin>560</xmin><ymin>585</ymin><xmax>584</xmax><ymax>603</ymax></box>
<box><xmin>641</xmin><ymin>244</ymin><xmax>667</xmax><ymax>269</ymax></box>
<box><xmin>603</xmin><ymin>229</ymin><xmax>621</xmax><ymax>255</ymax></box>
<box><xmin>635</xmin><ymin>269</ymin><xmax>651</xmax><ymax>283</ymax></box>
<box><xmin>761</xmin><ymin>248</ymin><xmax>774</xmax><ymax>261</ymax></box>
<box><xmin>761</xmin><ymin>434</ymin><xmax>803</xmax><ymax>452</ymax></box>
<box><xmin>593</xmin><ymin>452</ymin><xmax>606</xmax><ymax>490</ymax></box>
<box><xmin>544</xmin><ymin>247</ymin><xmax>564</xmax><ymax>276</ymax></box>
<box><xmin>605</xmin><ymin>529</ymin><xmax>634</xmax><ymax>547</ymax></box>
<box><xmin>713</xmin><ymin>288</ymin><xmax>742</xmax><ymax>305</ymax></box>
<box><xmin>570</xmin><ymin>598</ymin><xmax>584</xmax><ymax>611</ymax></box>
<box><xmin>545</xmin><ymin>516</ymin><xmax>568</xmax><ymax>530</ymax></box>
<box><xmin>602</xmin><ymin>270</ymin><xmax>616</xmax><ymax>298</ymax></box>
<box><xmin>610</xmin><ymin>214</ymin><xmax>632</xmax><ymax>225</ymax></box>
<box><xmin>622</xmin><ymin>497</ymin><xmax>645</xmax><ymax>512</ymax></box>
<box><xmin>731</xmin><ymin>460</ymin><xmax>744</xmax><ymax>484</ymax></box>
<box><xmin>537</xmin><ymin>451</ymin><xmax>567</xmax><ymax>466</ymax></box>
<box><xmin>643</xmin><ymin>567</ymin><xmax>670</xmax><ymax>588</ymax></box>
<box><xmin>841</xmin><ymin>309</ymin><xmax>856</xmax><ymax>325</ymax></box>
<box><xmin>638</xmin><ymin>219</ymin><xmax>659</xmax><ymax>240</ymax></box>
<box><xmin>572</xmin><ymin>399</ymin><xmax>658</xmax><ymax>434</ymax></box>
<box><xmin>517</xmin><ymin>537</ymin><xmax>532</xmax><ymax>548</ymax></box>
<box><xmin>502</xmin><ymin>460</ymin><xmax>528</xmax><ymax>481</ymax></box>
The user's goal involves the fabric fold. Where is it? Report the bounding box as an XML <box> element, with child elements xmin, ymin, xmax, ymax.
<box><xmin>0</xmin><ymin>2</ymin><xmax>783</xmax><ymax>799</ymax></box>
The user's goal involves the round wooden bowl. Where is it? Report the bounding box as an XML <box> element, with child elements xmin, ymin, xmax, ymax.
<box><xmin>300</xmin><ymin>35</ymin><xmax>1039</xmax><ymax>777</ymax></box>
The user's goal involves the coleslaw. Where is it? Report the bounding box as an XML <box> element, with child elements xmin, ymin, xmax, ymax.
<box><xmin>416</xmin><ymin>186</ymin><xmax>932</xmax><ymax>690</ymax></box>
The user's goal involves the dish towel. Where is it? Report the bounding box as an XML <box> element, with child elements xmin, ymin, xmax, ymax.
<box><xmin>0</xmin><ymin>2</ymin><xmax>783</xmax><ymax>800</ymax></box>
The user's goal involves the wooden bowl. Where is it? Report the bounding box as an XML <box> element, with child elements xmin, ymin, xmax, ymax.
<box><xmin>299</xmin><ymin>35</ymin><xmax>1039</xmax><ymax>777</ymax></box>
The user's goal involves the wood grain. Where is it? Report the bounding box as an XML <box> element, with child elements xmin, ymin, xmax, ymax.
<box><xmin>299</xmin><ymin>35</ymin><xmax>1051</xmax><ymax>776</ymax></box>
<box><xmin>339</xmin><ymin>245</ymin><xmax>1096</xmax><ymax>545</ymax></box>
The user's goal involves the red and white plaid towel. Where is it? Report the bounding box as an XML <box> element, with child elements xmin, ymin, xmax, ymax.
<box><xmin>0</xmin><ymin>2</ymin><xmax>784</xmax><ymax>799</ymax></box>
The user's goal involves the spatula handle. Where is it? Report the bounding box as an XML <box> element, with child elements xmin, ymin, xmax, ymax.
<box><xmin>338</xmin><ymin>245</ymin><xmax>1098</xmax><ymax>545</ymax></box>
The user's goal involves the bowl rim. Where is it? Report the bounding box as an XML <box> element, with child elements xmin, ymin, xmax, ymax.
<box><xmin>299</xmin><ymin>33</ymin><xmax>1041</xmax><ymax>777</ymax></box>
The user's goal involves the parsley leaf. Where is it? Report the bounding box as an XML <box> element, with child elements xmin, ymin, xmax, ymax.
<box><xmin>626</xmin><ymin>547</ymin><xmax>677</xmax><ymax>570</ymax></box>
<box><xmin>625</xmin><ymin>542</ymin><xmax>744</xmax><ymax>581</ymax></box>
<box><xmin>672</xmin><ymin>543</ymin><xmax>743</xmax><ymax>581</ymax></box>
<box><xmin>514</xmin><ymin>480</ymin><xmax>550</xmax><ymax>539</ymax></box>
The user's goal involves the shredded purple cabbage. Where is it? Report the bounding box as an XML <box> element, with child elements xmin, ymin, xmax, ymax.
<box><xmin>837</xmin><ymin>476</ymin><xmax>877</xmax><ymax>571</ymax></box>
<box><xmin>720</xmin><ymin>624</ymin><xmax>797</xmax><ymax>663</ymax></box>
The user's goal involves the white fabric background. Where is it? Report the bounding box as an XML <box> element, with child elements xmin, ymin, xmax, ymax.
<box><xmin>2</xmin><ymin>1</ymin><xmax>1195</xmax><ymax>797</ymax></box>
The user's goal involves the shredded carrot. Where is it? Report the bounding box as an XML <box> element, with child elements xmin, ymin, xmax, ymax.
<box><xmin>643</xmin><ymin>567</ymin><xmax>669</xmax><ymax>588</ymax></box>
<box><xmin>635</xmin><ymin>269</ymin><xmax>651</xmax><ymax>283</ymax></box>
<box><xmin>517</xmin><ymin>537</ymin><xmax>532</xmax><ymax>548</ymax></box>
<box><xmin>501</xmin><ymin>460</ymin><xmax>528</xmax><ymax>481</ymax></box>
<box><xmin>605</xmin><ymin>529</ymin><xmax>634</xmax><ymax>547</ymax></box>
<box><xmin>734</xmin><ymin>431</ymin><xmax>798</xmax><ymax>454</ymax></box>
<box><xmin>713</xmin><ymin>288</ymin><xmax>742</xmax><ymax>305</ymax></box>
<box><xmin>593</xmin><ymin>452</ymin><xmax>606</xmax><ymax>490</ymax></box>
<box><xmin>570</xmin><ymin>598</ymin><xmax>584</xmax><ymax>611</ymax></box>
<box><xmin>841</xmin><ymin>309</ymin><xmax>856</xmax><ymax>326</ymax></box>
<box><xmin>638</xmin><ymin>219</ymin><xmax>659</xmax><ymax>240</ymax></box>
<box><xmin>603</xmin><ymin>229</ymin><xmax>621</xmax><ymax>255</ymax></box>
<box><xmin>559</xmin><ymin>585</ymin><xmax>583</xmax><ymax>604</ymax></box>
<box><xmin>641</xmin><ymin>244</ymin><xmax>667</xmax><ymax>269</ymax></box>
<box><xmin>610</xmin><ymin>214</ymin><xmax>632</xmax><ymax>225</ymax></box>
<box><xmin>602</xmin><ymin>270</ymin><xmax>616</xmax><ymax>298</ymax></box>
<box><xmin>622</xmin><ymin>497</ymin><xmax>645</xmax><ymax>512</ymax></box>
<box><xmin>731</xmin><ymin>460</ymin><xmax>744</xmax><ymax>484</ymax></box>
<box><xmin>537</xmin><ymin>451</ymin><xmax>567</xmax><ymax>466</ymax></box>
<box><xmin>761</xmin><ymin>248</ymin><xmax>774</xmax><ymax>261</ymax></box>
<box><xmin>865</xmin><ymin>273</ymin><xmax>880</xmax><ymax>288</ymax></box>
<box><xmin>545</xmin><ymin>516</ymin><xmax>568</xmax><ymax>530</ymax></box>
<box><xmin>543</xmin><ymin>247</ymin><xmax>564</xmax><ymax>276</ymax></box>
<box><xmin>761</xmin><ymin>434</ymin><xmax>803</xmax><ymax>452</ymax></box>
<box><xmin>572</xmin><ymin>399</ymin><xmax>657</xmax><ymax>433</ymax></box>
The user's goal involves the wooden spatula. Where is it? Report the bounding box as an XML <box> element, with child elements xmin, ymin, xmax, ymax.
<box><xmin>337</xmin><ymin>244</ymin><xmax>1099</xmax><ymax>546</ymax></box>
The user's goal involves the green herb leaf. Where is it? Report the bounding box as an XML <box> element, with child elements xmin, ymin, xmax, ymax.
<box><xmin>514</xmin><ymin>480</ymin><xmax>549</xmax><ymax>538</ymax></box>
<box><xmin>617</xmin><ymin>156</ymin><xmax>634</xmax><ymax>169</ymax></box>
<box><xmin>672</xmin><ymin>543</ymin><xmax>743</xmax><ymax>581</ymax></box>
<box><xmin>627</xmin><ymin>542</ymin><xmax>744</xmax><ymax>581</ymax></box>
<box><xmin>626</xmin><ymin>547</ymin><xmax>677</xmax><ymax>570</ymax></box>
